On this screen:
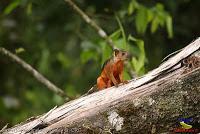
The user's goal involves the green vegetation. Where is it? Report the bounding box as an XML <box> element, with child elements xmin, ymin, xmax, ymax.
<box><xmin>0</xmin><ymin>0</ymin><xmax>199</xmax><ymax>127</ymax></box>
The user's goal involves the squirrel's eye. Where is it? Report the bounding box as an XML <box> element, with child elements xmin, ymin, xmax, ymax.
<box><xmin>122</xmin><ymin>52</ymin><xmax>125</xmax><ymax>55</ymax></box>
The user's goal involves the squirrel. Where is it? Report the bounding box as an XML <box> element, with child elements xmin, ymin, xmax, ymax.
<box><xmin>82</xmin><ymin>49</ymin><xmax>131</xmax><ymax>96</ymax></box>
<box><xmin>97</xmin><ymin>49</ymin><xmax>131</xmax><ymax>90</ymax></box>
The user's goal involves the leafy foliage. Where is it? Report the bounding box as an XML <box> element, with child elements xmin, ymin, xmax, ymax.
<box><xmin>128</xmin><ymin>0</ymin><xmax>173</xmax><ymax>37</ymax></box>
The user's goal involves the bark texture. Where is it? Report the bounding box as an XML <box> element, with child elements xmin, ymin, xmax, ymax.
<box><xmin>2</xmin><ymin>38</ymin><xmax>200</xmax><ymax>134</ymax></box>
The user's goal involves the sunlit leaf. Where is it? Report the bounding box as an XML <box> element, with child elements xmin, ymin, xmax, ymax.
<box><xmin>57</xmin><ymin>53</ymin><xmax>71</xmax><ymax>68</ymax></box>
<box><xmin>128</xmin><ymin>2</ymin><xmax>134</xmax><ymax>15</ymax></box>
<box><xmin>27</xmin><ymin>3</ymin><xmax>32</xmax><ymax>15</ymax></box>
<box><xmin>147</xmin><ymin>10</ymin><xmax>154</xmax><ymax>23</ymax></box>
<box><xmin>151</xmin><ymin>17</ymin><xmax>159</xmax><ymax>33</ymax></box>
<box><xmin>128</xmin><ymin>0</ymin><xmax>139</xmax><ymax>15</ymax></box>
<box><xmin>110</xmin><ymin>29</ymin><xmax>121</xmax><ymax>40</ymax></box>
<box><xmin>135</xmin><ymin>7</ymin><xmax>148</xmax><ymax>34</ymax></box>
<box><xmin>128</xmin><ymin>35</ymin><xmax>146</xmax><ymax>74</ymax></box>
<box><xmin>158</xmin><ymin>14</ymin><xmax>165</xmax><ymax>27</ymax></box>
<box><xmin>101</xmin><ymin>42</ymin><xmax>112</xmax><ymax>66</ymax></box>
<box><xmin>15</xmin><ymin>47</ymin><xmax>25</xmax><ymax>54</ymax></box>
<box><xmin>156</xmin><ymin>3</ymin><xmax>164</xmax><ymax>11</ymax></box>
<box><xmin>166</xmin><ymin>15</ymin><xmax>173</xmax><ymax>38</ymax></box>
<box><xmin>128</xmin><ymin>35</ymin><xmax>137</xmax><ymax>42</ymax></box>
<box><xmin>4</xmin><ymin>0</ymin><xmax>21</xmax><ymax>15</ymax></box>
<box><xmin>113</xmin><ymin>38</ymin><xmax>127</xmax><ymax>50</ymax></box>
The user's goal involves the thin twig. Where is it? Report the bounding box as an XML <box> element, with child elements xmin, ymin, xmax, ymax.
<box><xmin>65</xmin><ymin>0</ymin><xmax>115</xmax><ymax>49</ymax></box>
<box><xmin>0</xmin><ymin>47</ymin><xmax>72</xmax><ymax>101</ymax></box>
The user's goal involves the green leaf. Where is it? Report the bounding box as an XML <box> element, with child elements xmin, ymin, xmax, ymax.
<box><xmin>128</xmin><ymin>35</ymin><xmax>146</xmax><ymax>74</ymax></box>
<box><xmin>57</xmin><ymin>53</ymin><xmax>71</xmax><ymax>68</ymax></box>
<box><xmin>110</xmin><ymin>29</ymin><xmax>121</xmax><ymax>41</ymax></box>
<box><xmin>158</xmin><ymin>14</ymin><xmax>165</xmax><ymax>27</ymax></box>
<box><xmin>128</xmin><ymin>0</ymin><xmax>138</xmax><ymax>15</ymax></box>
<box><xmin>27</xmin><ymin>3</ymin><xmax>32</xmax><ymax>15</ymax></box>
<box><xmin>151</xmin><ymin>17</ymin><xmax>159</xmax><ymax>33</ymax></box>
<box><xmin>155</xmin><ymin>3</ymin><xmax>164</xmax><ymax>11</ymax></box>
<box><xmin>128</xmin><ymin>0</ymin><xmax>139</xmax><ymax>15</ymax></box>
<box><xmin>166</xmin><ymin>15</ymin><xmax>173</xmax><ymax>38</ymax></box>
<box><xmin>4</xmin><ymin>0</ymin><xmax>21</xmax><ymax>15</ymax></box>
<box><xmin>137</xmin><ymin>42</ymin><xmax>145</xmax><ymax>69</ymax></box>
<box><xmin>155</xmin><ymin>3</ymin><xmax>166</xmax><ymax>26</ymax></box>
<box><xmin>147</xmin><ymin>10</ymin><xmax>154</xmax><ymax>23</ymax></box>
<box><xmin>135</xmin><ymin>7</ymin><xmax>148</xmax><ymax>34</ymax></box>
<box><xmin>128</xmin><ymin>35</ymin><xmax>137</xmax><ymax>42</ymax></box>
<box><xmin>15</xmin><ymin>47</ymin><xmax>25</xmax><ymax>54</ymax></box>
<box><xmin>101</xmin><ymin>42</ymin><xmax>112</xmax><ymax>66</ymax></box>
<box><xmin>113</xmin><ymin>38</ymin><xmax>127</xmax><ymax>50</ymax></box>
<box><xmin>128</xmin><ymin>2</ymin><xmax>134</xmax><ymax>15</ymax></box>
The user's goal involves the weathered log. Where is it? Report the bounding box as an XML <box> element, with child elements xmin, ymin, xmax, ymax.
<box><xmin>2</xmin><ymin>38</ymin><xmax>200</xmax><ymax>134</ymax></box>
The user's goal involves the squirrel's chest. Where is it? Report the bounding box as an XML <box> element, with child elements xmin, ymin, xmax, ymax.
<box><xmin>112</xmin><ymin>61</ymin><xmax>124</xmax><ymax>75</ymax></box>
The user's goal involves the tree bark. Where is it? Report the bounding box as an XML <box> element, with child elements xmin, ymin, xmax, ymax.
<box><xmin>2</xmin><ymin>38</ymin><xmax>200</xmax><ymax>134</ymax></box>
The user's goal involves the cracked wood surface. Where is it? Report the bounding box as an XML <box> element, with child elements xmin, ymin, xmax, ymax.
<box><xmin>2</xmin><ymin>38</ymin><xmax>200</xmax><ymax>134</ymax></box>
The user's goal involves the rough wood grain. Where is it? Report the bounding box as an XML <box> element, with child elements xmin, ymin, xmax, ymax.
<box><xmin>2</xmin><ymin>38</ymin><xmax>200</xmax><ymax>134</ymax></box>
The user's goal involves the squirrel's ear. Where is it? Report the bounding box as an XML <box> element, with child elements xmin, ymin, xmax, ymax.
<box><xmin>114</xmin><ymin>49</ymin><xmax>120</xmax><ymax>56</ymax></box>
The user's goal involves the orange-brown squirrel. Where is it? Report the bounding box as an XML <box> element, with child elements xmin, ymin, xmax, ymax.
<box><xmin>97</xmin><ymin>49</ymin><xmax>131</xmax><ymax>90</ymax></box>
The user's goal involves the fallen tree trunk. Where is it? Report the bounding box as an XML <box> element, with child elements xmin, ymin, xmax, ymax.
<box><xmin>2</xmin><ymin>38</ymin><xmax>200</xmax><ymax>134</ymax></box>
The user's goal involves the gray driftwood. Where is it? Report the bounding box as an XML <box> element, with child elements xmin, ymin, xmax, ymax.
<box><xmin>2</xmin><ymin>38</ymin><xmax>200</xmax><ymax>134</ymax></box>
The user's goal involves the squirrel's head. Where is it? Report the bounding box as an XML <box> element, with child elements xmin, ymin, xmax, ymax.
<box><xmin>113</xmin><ymin>49</ymin><xmax>131</xmax><ymax>61</ymax></box>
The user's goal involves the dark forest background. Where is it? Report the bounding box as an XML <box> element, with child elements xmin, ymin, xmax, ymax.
<box><xmin>0</xmin><ymin>0</ymin><xmax>200</xmax><ymax>127</ymax></box>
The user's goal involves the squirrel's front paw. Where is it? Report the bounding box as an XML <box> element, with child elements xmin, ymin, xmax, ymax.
<box><xmin>114</xmin><ymin>84</ymin><xmax>119</xmax><ymax>87</ymax></box>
